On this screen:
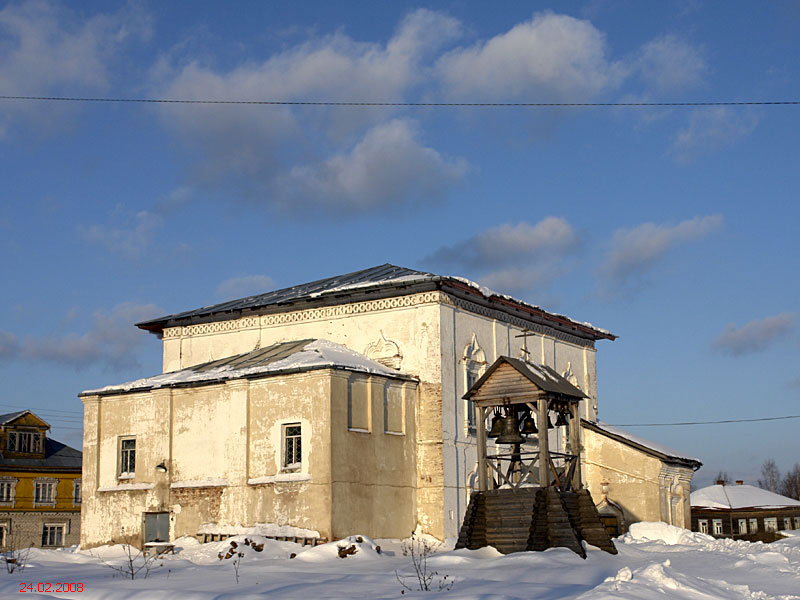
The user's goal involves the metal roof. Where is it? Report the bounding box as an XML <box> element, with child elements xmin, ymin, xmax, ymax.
<box><xmin>81</xmin><ymin>338</ymin><xmax>415</xmax><ymax>397</ymax></box>
<box><xmin>0</xmin><ymin>437</ymin><xmax>82</xmax><ymax>470</ymax></box>
<box><xmin>0</xmin><ymin>410</ymin><xmax>30</xmax><ymax>425</ymax></box>
<box><xmin>137</xmin><ymin>263</ymin><xmax>615</xmax><ymax>342</ymax></box>
<box><xmin>582</xmin><ymin>420</ymin><xmax>702</xmax><ymax>469</ymax></box>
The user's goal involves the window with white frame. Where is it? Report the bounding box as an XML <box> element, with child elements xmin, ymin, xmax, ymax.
<box><xmin>764</xmin><ymin>517</ymin><xmax>778</xmax><ymax>532</ymax></box>
<box><xmin>72</xmin><ymin>479</ymin><xmax>81</xmax><ymax>506</ymax></box>
<box><xmin>282</xmin><ymin>424</ymin><xmax>302</xmax><ymax>471</ymax></box>
<box><xmin>738</xmin><ymin>519</ymin><xmax>747</xmax><ymax>534</ymax></box>
<box><xmin>34</xmin><ymin>479</ymin><xmax>57</xmax><ymax>506</ymax></box>
<box><xmin>795</xmin><ymin>517</ymin><xmax>800</xmax><ymax>529</ymax></box>
<box><xmin>119</xmin><ymin>437</ymin><xmax>136</xmax><ymax>478</ymax></box>
<box><xmin>698</xmin><ymin>519</ymin><xmax>708</xmax><ymax>533</ymax></box>
<box><xmin>6</xmin><ymin>430</ymin><xmax>43</xmax><ymax>453</ymax></box>
<box><xmin>783</xmin><ymin>517</ymin><xmax>792</xmax><ymax>530</ymax></box>
<box><xmin>41</xmin><ymin>523</ymin><xmax>65</xmax><ymax>547</ymax></box>
<box><xmin>712</xmin><ymin>519</ymin><xmax>723</xmax><ymax>535</ymax></box>
<box><xmin>0</xmin><ymin>478</ymin><xmax>16</xmax><ymax>506</ymax></box>
<box><xmin>749</xmin><ymin>518</ymin><xmax>758</xmax><ymax>533</ymax></box>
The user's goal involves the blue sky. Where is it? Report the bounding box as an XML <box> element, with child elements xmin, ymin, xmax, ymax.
<box><xmin>1</xmin><ymin>0</ymin><xmax>798</xmax><ymax>487</ymax></box>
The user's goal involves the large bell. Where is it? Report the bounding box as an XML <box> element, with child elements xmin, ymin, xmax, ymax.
<box><xmin>487</xmin><ymin>411</ymin><xmax>504</xmax><ymax>438</ymax></box>
<box><xmin>496</xmin><ymin>414</ymin><xmax>525</xmax><ymax>445</ymax></box>
<box><xmin>521</xmin><ymin>414</ymin><xmax>538</xmax><ymax>435</ymax></box>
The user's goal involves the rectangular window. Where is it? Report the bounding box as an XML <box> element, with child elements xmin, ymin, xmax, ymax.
<box><xmin>466</xmin><ymin>370</ymin><xmax>478</xmax><ymax>431</ymax></box>
<box><xmin>347</xmin><ymin>379</ymin><xmax>370</xmax><ymax>432</ymax></box>
<box><xmin>384</xmin><ymin>384</ymin><xmax>404</xmax><ymax>434</ymax></box>
<box><xmin>119</xmin><ymin>437</ymin><xmax>136</xmax><ymax>477</ymax></box>
<box><xmin>41</xmin><ymin>524</ymin><xmax>65</xmax><ymax>547</ymax></box>
<box><xmin>34</xmin><ymin>480</ymin><xmax>56</xmax><ymax>506</ymax></box>
<box><xmin>0</xmin><ymin>479</ymin><xmax>15</xmax><ymax>504</ymax></box>
<box><xmin>698</xmin><ymin>519</ymin><xmax>708</xmax><ymax>533</ymax></box>
<box><xmin>712</xmin><ymin>519</ymin><xmax>723</xmax><ymax>535</ymax></box>
<box><xmin>795</xmin><ymin>517</ymin><xmax>800</xmax><ymax>529</ymax></box>
<box><xmin>749</xmin><ymin>518</ymin><xmax>758</xmax><ymax>533</ymax></box>
<box><xmin>764</xmin><ymin>517</ymin><xmax>778</xmax><ymax>532</ymax></box>
<box><xmin>6</xmin><ymin>431</ymin><xmax>42</xmax><ymax>453</ymax></box>
<box><xmin>738</xmin><ymin>519</ymin><xmax>747</xmax><ymax>534</ymax></box>
<box><xmin>282</xmin><ymin>424</ymin><xmax>302</xmax><ymax>470</ymax></box>
<box><xmin>73</xmin><ymin>480</ymin><xmax>82</xmax><ymax>506</ymax></box>
<box><xmin>0</xmin><ymin>523</ymin><xmax>7</xmax><ymax>548</ymax></box>
<box><xmin>784</xmin><ymin>517</ymin><xmax>792</xmax><ymax>530</ymax></box>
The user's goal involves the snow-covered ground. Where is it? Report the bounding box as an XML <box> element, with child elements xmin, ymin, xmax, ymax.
<box><xmin>2</xmin><ymin>524</ymin><xmax>799</xmax><ymax>599</ymax></box>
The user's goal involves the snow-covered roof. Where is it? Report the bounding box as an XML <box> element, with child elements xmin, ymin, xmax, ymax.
<box><xmin>137</xmin><ymin>264</ymin><xmax>615</xmax><ymax>342</ymax></box>
<box><xmin>80</xmin><ymin>339</ymin><xmax>412</xmax><ymax>396</ymax></box>
<box><xmin>691</xmin><ymin>483</ymin><xmax>800</xmax><ymax>510</ymax></box>
<box><xmin>582</xmin><ymin>420</ymin><xmax>702</xmax><ymax>467</ymax></box>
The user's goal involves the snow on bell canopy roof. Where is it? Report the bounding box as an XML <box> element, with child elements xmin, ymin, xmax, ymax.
<box><xmin>80</xmin><ymin>339</ymin><xmax>415</xmax><ymax>397</ymax></box>
<box><xmin>691</xmin><ymin>483</ymin><xmax>800</xmax><ymax>510</ymax></box>
<box><xmin>136</xmin><ymin>264</ymin><xmax>615</xmax><ymax>343</ymax></box>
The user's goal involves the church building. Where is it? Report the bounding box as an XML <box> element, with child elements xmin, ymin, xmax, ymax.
<box><xmin>79</xmin><ymin>264</ymin><xmax>700</xmax><ymax>548</ymax></box>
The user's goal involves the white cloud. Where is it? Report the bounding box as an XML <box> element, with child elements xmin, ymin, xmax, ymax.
<box><xmin>0</xmin><ymin>302</ymin><xmax>163</xmax><ymax>370</ymax></box>
<box><xmin>0</xmin><ymin>0</ymin><xmax>151</xmax><ymax>134</ymax></box>
<box><xmin>79</xmin><ymin>210</ymin><xmax>163</xmax><ymax>260</ymax></box>
<box><xmin>672</xmin><ymin>107</ymin><xmax>760</xmax><ymax>162</ymax></box>
<box><xmin>636</xmin><ymin>35</ymin><xmax>706</xmax><ymax>93</ymax></box>
<box><xmin>151</xmin><ymin>8</ymin><xmax>464</xmax><ymax>207</ymax></box>
<box><xmin>216</xmin><ymin>275</ymin><xmax>275</xmax><ymax>300</ymax></box>
<box><xmin>600</xmin><ymin>215</ymin><xmax>723</xmax><ymax>293</ymax></box>
<box><xmin>437</xmin><ymin>12</ymin><xmax>622</xmax><ymax>101</ymax></box>
<box><xmin>426</xmin><ymin>217</ymin><xmax>579</xmax><ymax>293</ymax></box>
<box><xmin>713</xmin><ymin>313</ymin><xmax>797</xmax><ymax>356</ymax></box>
<box><xmin>276</xmin><ymin>120</ymin><xmax>467</xmax><ymax>213</ymax></box>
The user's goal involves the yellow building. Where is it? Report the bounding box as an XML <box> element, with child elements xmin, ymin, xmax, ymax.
<box><xmin>0</xmin><ymin>410</ymin><xmax>82</xmax><ymax>549</ymax></box>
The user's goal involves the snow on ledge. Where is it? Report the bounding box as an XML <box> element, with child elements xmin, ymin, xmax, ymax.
<box><xmin>97</xmin><ymin>483</ymin><xmax>154</xmax><ymax>492</ymax></box>
<box><xmin>171</xmin><ymin>478</ymin><xmax>229</xmax><ymax>489</ymax></box>
<box><xmin>248</xmin><ymin>473</ymin><xmax>312</xmax><ymax>485</ymax></box>
<box><xmin>198</xmin><ymin>521</ymin><xmax>320</xmax><ymax>538</ymax></box>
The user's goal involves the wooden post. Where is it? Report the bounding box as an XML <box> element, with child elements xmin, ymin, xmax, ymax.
<box><xmin>477</xmin><ymin>405</ymin><xmax>488</xmax><ymax>491</ymax></box>
<box><xmin>569</xmin><ymin>402</ymin><xmax>581</xmax><ymax>490</ymax></box>
<box><xmin>538</xmin><ymin>398</ymin><xmax>550</xmax><ymax>487</ymax></box>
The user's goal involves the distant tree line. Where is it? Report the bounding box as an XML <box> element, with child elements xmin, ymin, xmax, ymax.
<box><xmin>712</xmin><ymin>461</ymin><xmax>800</xmax><ymax>500</ymax></box>
<box><xmin>757</xmin><ymin>460</ymin><xmax>800</xmax><ymax>500</ymax></box>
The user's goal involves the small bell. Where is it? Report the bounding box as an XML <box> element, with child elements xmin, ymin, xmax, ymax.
<box><xmin>487</xmin><ymin>411</ymin><xmax>504</xmax><ymax>438</ymax></box>
<box><xmin>555</xmin><ymin>412</ymin><xmax>569</xmax><ymax>427</ymax></box>
<box><xmin>546</xmin><ymin>414</ymin><xmax>554</xmax><ymax>429</ymax></box>
<box><xmin>521</xmin><ymin>415</ymin><xmax>538</xmax><ymax>435</ymax></box>
<box><xmin>496</xmin><ymin>414</ymin><xmax>525</xmax><ymax>445</ymax></box>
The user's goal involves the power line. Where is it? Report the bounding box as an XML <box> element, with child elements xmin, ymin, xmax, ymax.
<box><xmin>609</xmin><ymin>415</ymin><xmax>800</xmax><ymax>427</ymax></box>
<box><xmin>1</xmin><ymin>95</ymin><xmax>800</xmax><ymax>108</ymax></box>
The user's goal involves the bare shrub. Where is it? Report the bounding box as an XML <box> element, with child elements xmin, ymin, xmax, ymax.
<box><xmin>2</xmin><ymin>528</ymin><xmax>31</xmax><ymax>574</ymax></box>
<box><xmin>396</xmin><ymin>531</ymin><xmax>454</xmax><ymax>593</ymax></box>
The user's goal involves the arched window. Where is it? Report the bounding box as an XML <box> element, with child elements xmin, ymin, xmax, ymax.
<box><xmin>463</xmin><ymin>334</ymin><xmax>486</xmax><ymax>433</ymax></box>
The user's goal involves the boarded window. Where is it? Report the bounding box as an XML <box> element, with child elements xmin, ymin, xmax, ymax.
<box><xmin>384</xmin><ymin>384</ymin><xmax>404</xmax><ymax>434</ymax></box>
<box><xmin>599</xmin><ymin>515</ymin><xmax>619</xmax><ymax>536</ymax></box>
<box><xmin>348</xmin><ymin>379</ymin><xmax>370</xmax><ymax>432</ymax></box>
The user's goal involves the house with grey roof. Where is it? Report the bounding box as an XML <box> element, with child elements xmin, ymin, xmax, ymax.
<box><xmin>0</xmin><ymin>410</ymin><xmax>82</xmax><ymax>549</ymax></box>
<box><xmin>79</xmin><ymin>264</ymin><xmax>699</xmax><ymax>547</ymax></box>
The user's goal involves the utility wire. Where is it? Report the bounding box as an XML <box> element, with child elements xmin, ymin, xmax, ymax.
<box><xmin>609</xmin><ymin>415</ymin><xmax>800</xmax><ymax>427</ymax></box>
<box><xmin>1</xmin><ymin>95</ymin><xmax>800</xmax><ymax>107</ymax></box>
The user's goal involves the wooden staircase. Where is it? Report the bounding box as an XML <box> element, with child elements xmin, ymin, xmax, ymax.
<box><xmin>456</xmin><ymin>487</ymin><xmax>617</xmax><ymax>558</ymax></box>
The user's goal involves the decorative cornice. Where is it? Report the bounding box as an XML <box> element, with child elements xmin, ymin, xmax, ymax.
<box><xmin>162</xmin><ymin>290</ymin><xmax>594</xmax><ymax>348</ymax></box>
<box><xmin>445</xmin><ymin>294</ymin><xmax>594</xmax><ymax>348</ymax></box>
